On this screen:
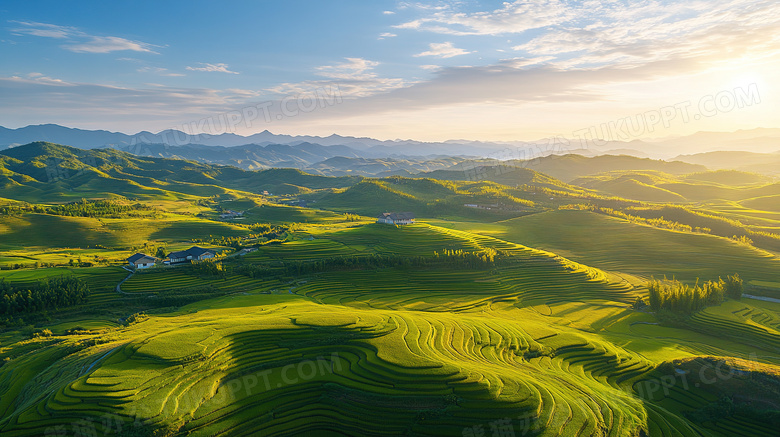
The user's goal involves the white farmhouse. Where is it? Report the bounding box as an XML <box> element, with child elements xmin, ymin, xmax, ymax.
<box><xmin>376</xmin><ymin>212</ymin><xmax>415</xmax><ymax>225</ymax></box>
<box><xmin>127</xmin><ymin>253</ymin><xmax>157</xmax><ymax>269</ymax></box>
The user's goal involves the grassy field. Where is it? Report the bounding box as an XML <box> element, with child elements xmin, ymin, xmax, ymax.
<box><xmin>1</xmin><ymin>221</ymin><xmax>778</xmax><ymax>436</ymax></box>
<box><xmin>0</xmin><ymin>143</ymin><xmax>779</xmax><ymax>436</ymax></box>
<box><xmin>0</xmin><ymin>213</ymin><xmax>250</xmax><ymax>250</ymax></box>
<box><xmin>443</xmin><ymin>210</ymin><xmax>780</xmax><ymax>288</ymax></box>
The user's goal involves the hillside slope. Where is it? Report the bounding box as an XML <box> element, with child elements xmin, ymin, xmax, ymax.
<box><xmin>0</xmin><ymin>142</ymin><xmax>360</xmax><ymax>202</ymax></box>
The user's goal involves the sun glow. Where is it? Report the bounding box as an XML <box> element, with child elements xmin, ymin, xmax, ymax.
<box><xmin>729</xmin><ymin>73</ymin><xmax>766</xmax><ymax>94</ymax></box>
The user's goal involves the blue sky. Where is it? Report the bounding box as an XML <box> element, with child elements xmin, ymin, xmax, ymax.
<box><xmin>1</xmin><ymin>1</ymin><xmax>778</xmax><ymax>141</ymax></box>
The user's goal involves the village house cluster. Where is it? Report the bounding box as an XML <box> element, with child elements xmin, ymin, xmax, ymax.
<box><xmin>128</xmin><ymin>212</ymin><xmax>415</xmax><ymax>269</ymax></box>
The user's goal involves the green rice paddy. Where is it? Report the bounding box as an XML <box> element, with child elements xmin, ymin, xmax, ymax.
<box><xmin>1</xmin><ymin>144</ymin><xmax>779</xmax><ymax>436</ymax></box>
<box><xmin>1</xmin><ymin>219</ymin><xmax>778</xmax><ymax>436</ymax></box>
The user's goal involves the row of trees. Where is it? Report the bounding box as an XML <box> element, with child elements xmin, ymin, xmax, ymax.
<box><xmin>564</xmin><ymin>204</ymin><xmax>711</xmax><ymax>234</ymax></box>
<box><xmin>192</xmin><ymin>224</ymin><xmax>289</xmax><ymax>249</ymax></box>
<box><xmin>0</xmin><ymin>199</ymin><xmax>154</xmax><ymax>218</ymax></box>
<box><xmin>626</xmin><ymin>205</ymin><xmax>780</xmax><ymax>252</ymax></box>
<box><xmin>519</xmin><ymin>184</ymin><xmax>640</xmax><ymax>207</ymax></box>
<box><xmin>1</xmin><ymin>256</ymin><xmax>110</xmax><ymax>271</ymax></box>
<box><xmin>433</xmin><ymin>248</ymin><xmax>503</xmax><ymax>267</ymax></box>
<box><xmin>646</xmin><ymin>274</ymin><xmax>743</xmax><ymax>314</ymax></box>
<box><xmin>0</xmin><ymin>276</ymin><xmax>90</xmax><ymax>317</ymax></box>
<box><xmin>232</xmin><ymin>249</ymin><xmax>508</xmax><ymax>279</ymax></box>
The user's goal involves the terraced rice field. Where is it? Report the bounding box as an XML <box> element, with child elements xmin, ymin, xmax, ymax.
<box><xmin>687</xmin><ymin>301</ymin><xmax>780</xmax><ymax>353</ymax></box>
<box><xmin>242</xmin><ymin>237</ymin><xmax>364</xmax><ymax>261</ymax></box>
<box><xmin>1</xmin><ymin>222</ymin><xmax>778</xmax><ymax>436</ymax></box>
<box><xmin>121</xmin><ymin>269</ymin><xmax>269</xmax><ymax>294</ymax></box>
<box><xmin>0</xmin><ymin>266</ymin><xmax>127</xmax><ymax>306</ymax></box>
<box><xmin>479</xmin><ymin>210</ymin><xmax>780</xmax><ymax>285</ymax></box>
<box><xmin>0</xmin><ymin>300</ymin><xmax>652</xmax><ymax>436</ymax></box>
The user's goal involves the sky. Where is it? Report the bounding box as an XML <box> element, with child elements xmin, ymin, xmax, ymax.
<box><xmin>1</xmin><ymin>0</ymin><xmax>779</xmax><ymax>142</ymax></box>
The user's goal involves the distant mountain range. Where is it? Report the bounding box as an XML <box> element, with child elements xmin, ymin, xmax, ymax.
<box><xmin>0</xmin><ymin>123</ymin><xmax>521</xmax><ymax>156</ymax></box>
<box><xmin>1</xmin><ymin>124</ymin><xmax>778</xmax><ymax>176</ymax></box>
<box><xmin>107</xmin><ymin>142</ymin><xmax>462</xmax><ymax>177</ymax></box>
<box><xmin>672</xmin><ymin>150</ymin><xmax>780</xmax><ymax>174</ymax></box>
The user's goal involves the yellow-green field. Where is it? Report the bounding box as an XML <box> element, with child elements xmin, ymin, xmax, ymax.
<box><xmin>431</xmin><ymin>211</ymin><xmax>780</xmax><ymax>287</ymax></box>
<box><xmin>1</xmin><ymin>221</ymin><xmax>778</xmax><ymax>437</ymax></box>
<box><xmin>1</xmin><ymin>144</ymin><xmax>779</xmax><ymax>436</ymax></box>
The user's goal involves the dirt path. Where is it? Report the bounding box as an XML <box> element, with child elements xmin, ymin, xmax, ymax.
<box><xmin>116</xmin><ymin>267</ymin><xmax>134</xmax><ymax>295</ymax></box>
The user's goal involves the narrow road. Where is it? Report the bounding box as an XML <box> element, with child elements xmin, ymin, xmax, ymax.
<box><xmin>80</xmin><ymin>345</ymin><xmax>121</xmax><ymax>376</ymax></box>
<box><xmin>743</xmin><ymin>294</ymin><xmax>780</xmax><ymax>304</ymax></box>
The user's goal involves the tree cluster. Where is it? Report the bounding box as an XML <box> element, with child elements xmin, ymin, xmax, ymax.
<box><xmin>0</xmin><ymin>276</ymin><xmax>90</xmax><ymax>317</ymax></box>
<box><xmin>193</xmin><ymin>223</ymin><xmax>289</xmax><ymax>249</ymax></box>
<box><xmin>189</xmin><ymin>259</ymin><xmax>227</xmax><ymax>279</ymax></box>
<box><xmin>646</xmin><ymin>274</ymin><xmax>742</xmax><ymax>315</ymax></box>
<box><xmin>565</xmin><ymin>204</ymin><xmax>710</xmax><ymax>233</ymax></box>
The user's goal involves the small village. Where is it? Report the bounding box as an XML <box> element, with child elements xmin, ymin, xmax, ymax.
<box><xmin>126</xmin><ymin>211</ymin><xmax>415</xmax><ymax>270</ymax></box>
<box><xmin>126</xmin><ymin>246</ymin><xmax>216</xmax><ymax>270</ymax></box>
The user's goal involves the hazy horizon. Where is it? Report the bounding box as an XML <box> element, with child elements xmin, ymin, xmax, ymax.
<box><xmin>4</xmin><ymin>123</ymin><xmax>780</xmax><ymax>146</ymax></box>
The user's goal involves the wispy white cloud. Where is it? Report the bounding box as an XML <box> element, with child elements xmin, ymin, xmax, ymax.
<box><xmin>511</xmin><ymin>0</ymin><xmax>780</xmax><ymax>70</ymax></box>
<box><xmin>137</xmin><ymin>66</ymin><xmax>185</xmax><ymax>77</ymax></box>
<box><xmin>382</xmin><ymin>10</ymin><xmax>395</xmax><ymax>15</ymax></box>
<box><xmin>22</xmin><ymin>72</ymin><xmax>67</xmax><ymax>85</ymax></box>
<box><xmin>66</xmin><ymin>36</ymin><xmax>158</xmax><ymax>54</ymax></box>
<box><xmin>9</xmin><ymin>20</ymin><xmax>159</xmax><ymax>54</ymax></box>
<box><xmin>394</xmin><ymin>1</ymin><xmax>569</xmax><ymax>35</ymax></box>
<box><xmin>9</xmin><ymin>21</ymin><xmax>76</xmax><ymax>38</ymax></box>
<box><xmin>394</xmin><ymin>0</ymin><xmax>780</xmax><ymax>72</ymax></box>
<box><xmin>0</xmin><ymin>74</ymin><xmax>253</xmax><ymax>122</ymax></box>
<box><xmin>501</xmin><ymin>56</ymin><xmax>556</xmax><ymax>69</ymax></box>
<box><xmin>378</xmin><ymin>32</ymin><xmax>397</xmax><ymax>39</ymax></box>
<box><xmin>399</xmin><ymin>2</ymin><xmax>451</xmax><ymax>12</ymax></box>
<box><xmin>185</xmin><ymin>63</ymin><xmax>239</xmax><ymax>74</ymax></box>
<box><xmin>414</xmin><ymin>42</ymin><xmax>471</xmax><ymax>58</ymax></box>
<box><xmin>224</xmin><ymin>88</ymin><xmax>263</xmax><ymax>99</ymax></box>
<box><xmin>268</xmin><ymin>57</ymin><xmax>407</xmax><ymax>98</ymax></box>
<box><xmin>296</xmin><ymin>60</ymin><xmax>672</xmax><ymax>124</ymax></box>
<box><xmin>315</xmin><ymin>58</ymin><xmax>380</xmax><ymax>80</ymax></box>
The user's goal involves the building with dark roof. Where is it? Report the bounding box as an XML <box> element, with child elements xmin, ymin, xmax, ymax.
<box><xmin>126</xmin><ymin>253</ymin><xmax>157</xmax><ymax>269</ymax></box>
<box><xmin>167</xmin><ymin>246</ymin><xmax>216</xmax><ymax>264</ymax></box>
<box><xmin>376</xmin><ymin>212</ymin><xmax>415</xmax><ymax>225</ymax></box>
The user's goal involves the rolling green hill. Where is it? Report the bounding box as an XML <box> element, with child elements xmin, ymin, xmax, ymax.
<box><xmin>2</xmin><ymin>221</ymin><xmax>779</xmax><ymax>436</ymax></box>
<box><xmin>683</xmin><ymin>169</ymin><xmax>773</xmax><ymax>186</ymax></box>
<box><xmin>1</xmin><ymin>142</ymin><xmax>779</xmax><ymax>436</ymax></box>
<box><xmin>0</xmin><ymin>142</ymin><xmax>360</xmax><ymax>203</ymax></box>
<box><xmin>495</xmin><ymin>210</ymin><xmax>780</xmax><ymax>287</ymax></box>
<box><xmin>573</xmin><ymin>171</ymin><xmax>687</xmax><ymax>202</ymax></box>
<box><xmin>573</xmin><ymin>169</ymin><xmax>780</xmax><ymax>203</ymax></box>
<box><xmin>509</xmin><ymin>154</ymin><xmax>707</xmax><ymax>183</ymax></box>
<box><xmin>312</xmin><ymin>177</ymin><xmax>539</xmax><ymax>218</ymax></box>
